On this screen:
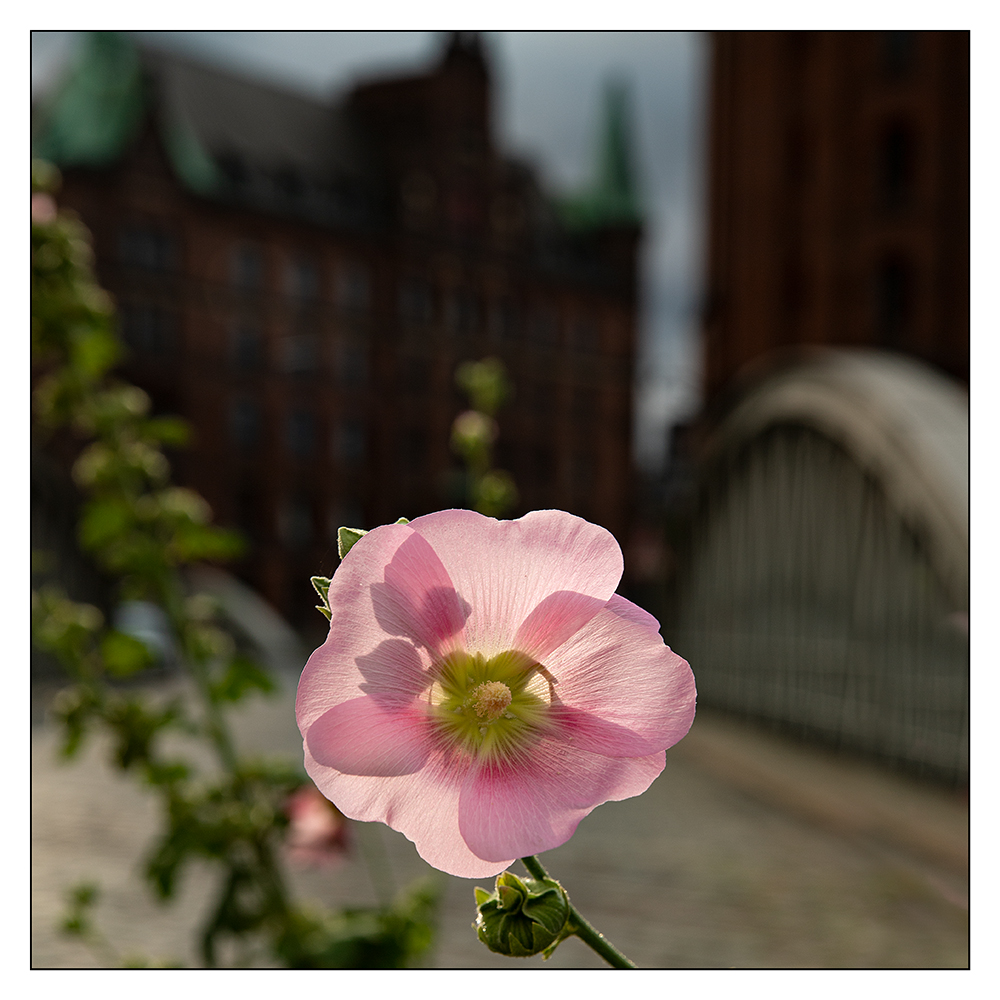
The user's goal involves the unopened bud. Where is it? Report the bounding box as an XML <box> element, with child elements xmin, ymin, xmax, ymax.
<box><xmin>474</xmin><ymin>870</ymin><xmax>571</xmax><ymax>958</ymax></box>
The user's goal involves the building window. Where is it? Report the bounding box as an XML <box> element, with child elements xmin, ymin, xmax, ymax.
<box><xmin>230</xmin><ymin>398</ymin><xmax>262</xmax><ymax>450</ymax></box>
<box><xmin>880</xmin><ymin>120</ymin><xmax>916</xmax><ymax>213</ymax></box>
<box><xmin>399</xmin><ymin>355</ymin><xmax>430</xmax><ymax>394</ymax></box>
<box><xmin>398</xmin><ymin>427</ymin><xmax>427</xmax><ymax>471</ymax></box>
<box><xmin>286</xmin><ymin>409</ymin><xmax>316</xmax><ymax>457</ymax></box>
<box><xmin>118</xmin><ymin>225</ymin><xmax>176</xmax><ymax>272</ymax></box>
<box><xmin>337</xmin><ymin>341</ymin><xmax>368</xmax><ymax>387</ymax></box>
<box><xmin>882</xmin><ymin>31</ymin><xmax>916</xmax><ymax>80</ymax></box>
<box><xmin>336</xmin><ymin>419</ymin><xmax>366</xmax><ymax>465</ymax></box>
<box><xmin>279</xmin><ymin>335</ymin><xmax>318</xmax><ymax>375</ymax></box>
<box><xmin>444</xmin><ymin>287</ymin><xmax>477</xmax><ymax>337</ymax></box>
<box><xmin>120</xmin><ymin>304</ymin><xmax>178</xmax><ymax>357</ymax></box>
<box><xmin>488</xmin><ymin>297</ymin><xmax>519</xmax><ymax>342</ymax></box>
<box><xmin>231</xmin><ymin>245</ymin><xmax>264</xmax><ymax>291</ymax></box>
<box><xmin>398</xmin><ymin>277</ymin><xmax>434</xmax><ymax>327</ymax></box>
<box><xmin>230</xmin><ymin>320</ymin><xmax>263</xmax><ymax>371</ymax></box>
<box><xmin>285</xmin><ymin>256</ymin><xmax>319</xmax><ymax>302</ymax></box>
<box><xmin>573</xmin><ymin>451</ymin><xmax>594</xmax><ymax>493</ymax></box>
<box><xmin>875</xmin><ymin>257</ymin><xmax>913</xmax><ymax>349</ymax></box>
<box><xmin>572</xmin><ymin>386</ymin><xmax>594</xmax><ymax>423</ymax></box>
<box><xmin>234</xmin><ymin>481</ymin><xmax>263</xmax><ymax>541</ymax></box>
<box><xmin>528</xmin><ymin>306</ymin><xmax>560</xmax><ymax>348</ymax></box>
<box><xmin>570</xmin><ymin>318</ymin><xmax>598</xmax><ymax>353</ymax></box>
<box><xmin>533</xmin><ymin>445</ymin><xmax>556</xmax><ymax>487</ymax></box>
<box><xmin>336</xmin><ymin>260</ymin><xmax>371</xmax><ymax>315</ymax></box>
<box><xmin>278</xmin><ymin>493</ymin><xmax>313</xmax><ymax>548</ymax></box>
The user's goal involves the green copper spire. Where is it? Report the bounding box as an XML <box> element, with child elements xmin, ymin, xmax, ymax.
<box><xmin>34</xmin><ymin>31</ymin><xmax>146</xmax><ymax>168</ymax></box>
<box><xmin>561</xmin><ymin>79</ymin><xmax>642</xmax><ymax>230</ymax></box>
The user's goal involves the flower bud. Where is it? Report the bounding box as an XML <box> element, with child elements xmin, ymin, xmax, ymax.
<box><xmin>474</xmin><ymin>870</ymin><xmax>571</xmax><ymax>958</ymax></box>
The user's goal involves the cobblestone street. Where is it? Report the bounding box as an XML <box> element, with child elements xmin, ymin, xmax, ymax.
<box><xmin>31</xmin><ymin>674</ymin><xmax>968</xmax><ymax>969</ymax></box>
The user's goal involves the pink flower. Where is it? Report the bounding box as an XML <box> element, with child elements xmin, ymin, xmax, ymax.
<box><xmin>284</xmin><ymin>784</ymin><xmax>350</xmax><ymax>866</ymax></box>
<box><xmin>31</xmin><ymin>192</ymin><xmax>57</xmax><ymax>225</ymax></box>
<box><xmin>296</xmin><ymin>509</ymin><xmax>696</xmax><ymax>878</ymax></box>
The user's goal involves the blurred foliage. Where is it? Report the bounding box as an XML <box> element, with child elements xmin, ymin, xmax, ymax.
<box><xmin>451</xmin><ymin>358</ymin><xmax>518</xmax><ymax>517</ymax></box>
<box><xmin>31</xmin><ymin>160</ymin><xmax>439</xmax><ymax>968</ymax></box>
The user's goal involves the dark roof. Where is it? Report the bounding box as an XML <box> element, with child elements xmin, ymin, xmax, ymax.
<box><xmin>140</xmin><ymin>44</ymin><xmax>371</xmax><ymax>183</ymax></box>
<box><xmin>33</xmin><ymin>32</ymin><xmax>382</xmax><ymax>229</ymax></box>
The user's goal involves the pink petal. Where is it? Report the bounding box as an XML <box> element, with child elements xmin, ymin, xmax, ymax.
<box><xmin>297</xmin><ymin>521</ymin><xmax>465</xmax><ymax>733</ymax></box>
<box><xmin>371</xmin><ymin>530</ymin><xmax>469</xmax><ymax>656</ymax></box>
<box><xmin>407</xmin><ymin>509</ymin><xmax>623</xmax><ymax>658</ymax></box>
<box><xmin>304</xmin><ymin>743</ymin><xmax>514</xmax><ymax>878</ymax></box>
<box><xmin>306</xmin><ymin>697</ymin><xmax>430</xmax><ymax>777</ymax></box>
<box><xmin>354</xmin><ymin>639</ymin><xmax>431</xmax><ymax>710</ymax></box>
<box><xmin>514</xmin><ymin>589</ymin><xmax>610</xmax><ymax>660</ymax></box>
<box><xmin>458</xmin><ymin>741</ymin><xmax>666</xmax><ymax>862</ymax></box>
<box><xmin>543</xmin><ymin>603</ymin><xmax>696</xmax><ymax>756</ymax></box>
<box><xmin>605</xmin><ymin>592</ymin><xmax>663</xmax><ymax>634</ymax></box>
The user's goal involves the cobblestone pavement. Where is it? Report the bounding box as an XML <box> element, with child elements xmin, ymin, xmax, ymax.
<box><xmin>31</xmin><ymin>674</ymin><xmax>968</xmax><ymax>969</ymax></box>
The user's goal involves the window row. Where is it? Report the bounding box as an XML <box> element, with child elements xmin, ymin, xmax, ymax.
<box><xmin>236</xmin><ymin>491</ymin><xmax>365</xmax><ymax>549</ymax></box>
<box><xmin>229</xmin><ymin>323</ymin><xmax>368</xmax><ymax>382</ymax></box>
<box><xmin>397</xmin><ymin>278</ymin><xmax>604</xmax><ymax>353</ymax></box>
<box><xmin>115</xmin><ymin>223</ymin><xmax>372</xmax><ymax>312</ymax></box>
<box><xmin>229</xmin><ymin>401</ymin><xmax>366</xmax><ymax>462</ymax></box>
<box><xmin>230</xmin><ymin>245</ymin><xmax>371</xmax><ymax>312</ymax></box>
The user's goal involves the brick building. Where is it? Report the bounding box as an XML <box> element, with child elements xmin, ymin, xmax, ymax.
<box><xmin>34</xmin><ymin>32</ymin><xmax>643</xmax><ymax>626</ymax></box>
<box><xmin>701</xmin><ymin>30</ymin><xmax>969</xmax><ymax>410</ymax></box>
<box><xmin>661</xmin><ymin>31</ymin><xmax>970</xmax><ymax>780</ymax></box>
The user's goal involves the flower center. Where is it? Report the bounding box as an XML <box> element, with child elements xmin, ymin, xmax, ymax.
<box><xmin>427</xmin><ymin>649</ymin><xmax>554</xmax><ymax>761</ymax></box>
<box><xmin>470</xmin><ymin>681</ymin><xmax>512</xmax><ymax>722</ymax></box>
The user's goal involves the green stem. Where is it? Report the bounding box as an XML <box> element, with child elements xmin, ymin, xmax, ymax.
<box><xmin>520</xmin><ymin>856</ymin><xmax>637</xmax><ymax>969</ymax></box>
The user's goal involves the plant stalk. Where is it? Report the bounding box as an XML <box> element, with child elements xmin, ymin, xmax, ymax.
<box><xmin>520</xmin><ymin>855</ymin><xmax>636</xmax><ymax>969</ymax></box>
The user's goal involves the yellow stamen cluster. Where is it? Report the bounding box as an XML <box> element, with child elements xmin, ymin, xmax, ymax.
<box><xmin>428</xmin><ymin>649</ymin><xmax>554</xmax><ymax>761</ymax></box>
<box><xmin>471</xmin><ymin>681</ymin><xmax>513</xmax><ymax>722</ymax></box>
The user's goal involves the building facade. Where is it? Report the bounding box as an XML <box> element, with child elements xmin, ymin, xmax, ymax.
<box><xmin>34</xmin><ymin>32</ymin><xmax>643</xmax><ymax>628</ymax></box>
<box><xmin>701</xmin><ymin>30</ymin><xmax>969</xmax><ymax>410</ymax></box>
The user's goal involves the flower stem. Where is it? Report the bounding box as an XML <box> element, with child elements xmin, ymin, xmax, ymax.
<box><xmin>519</xmin><ymin>856</ymin><xmax>637</xmax><ymax>969</ymax></box>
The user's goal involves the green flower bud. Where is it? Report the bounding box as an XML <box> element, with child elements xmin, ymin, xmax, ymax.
<box><xmin>474</xmin><ymin>870</ymin><xmax>571</xmax><ymax>958</ymax></box>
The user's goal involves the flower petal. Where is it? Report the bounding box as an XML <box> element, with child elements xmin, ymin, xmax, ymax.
<box><xmin>304</xmin><ymin>743</ymin><xmax>515</xmax><ymax>878</ymax></box>
<box><xmin>458</xmin><ymin>742</ymin><xmax>665</xmax><ymax>862</ymax></box>
<box><xmin>605</xmin><ymin>592</ymin><xmax>663</xmax><ymax>634</ymax></box>
<box><xmin>370</xmin><ymin>530</ymin><xmax>469</xmax><ymax>656</ymax></box>
<box><xmin>514</xmin><ymin>589</ymin><xmax>610</xmax><ymax>661</ymax></box>
<box><xmin>296</xmin><ymin>521</ymin><xmax>466</xmax><ymax>732</ymax></box>
<box><xmin>408</xmin><ymin>509</ymin><xmax>623</xmax><ymax>658</ymax></box>
<box><xmin>543</xmin><ymin>601</ymin><xmax>696</xmax><ymax>756</ymax></box>
<box><xmin>306</xmin><ymin>697</ymin><xmax>430</xmax><ymax>777</ymax></box>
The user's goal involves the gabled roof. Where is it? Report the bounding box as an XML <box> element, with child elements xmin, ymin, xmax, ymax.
<box><xmin>33</xmin><ymin>32</ymin><xmax>379</xmax><ymax>224</ymax></box>
<box><xmin>140</xmin><ymin>43</ymin><xmax>371</xmax><ymax>183</ymax></box>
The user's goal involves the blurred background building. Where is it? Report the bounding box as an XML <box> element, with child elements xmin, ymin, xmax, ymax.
<box><xmin>32</xmin><ymin>31</ymin><xmax>642</xmax><ymax>630</ymax></box>
<box><xmin>665</xmin><ymin>31</ymin><xmax>969</xmax><ymax>784</ymax></box>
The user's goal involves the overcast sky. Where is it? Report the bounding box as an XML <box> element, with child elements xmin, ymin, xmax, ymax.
<box><xmin>31</xmin><ymin>30</ymin><xmax>709</xmax><ymax>473</ymax></box>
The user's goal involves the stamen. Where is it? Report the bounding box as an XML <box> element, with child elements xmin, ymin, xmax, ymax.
<box><xmin>471</xmin><ymin>681</ymin><xmax>513</xmax><ymax>722</ymax></box>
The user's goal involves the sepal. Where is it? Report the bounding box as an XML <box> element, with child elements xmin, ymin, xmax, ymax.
<box><xmin>473</xmin><ymin>870</ymin><xmax>571</xmax><ymax>959</ymax></box>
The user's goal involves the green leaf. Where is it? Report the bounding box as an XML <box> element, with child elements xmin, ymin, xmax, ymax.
<box><xmin>143</xmin><ymin>415</ymin><xmax>190</xmax><ymax>447</ymax></box>
<box><xmin>100</xmin><ymin>629</ymin><xmax>154</xmax><ymax>677</ymax></box>
<box><xmin>337</xmin><ymin>526</ymin><xmax>368</xmax><ymax>560</ymax></box>
<box><xmin>209</xmin><ymin>655</ymin><xmax>275</xmax><ymax>703</ymax></box>
<box><xmin>311</xmin><ymin>576</ymin><xmax>332</xmax><ymax>621</ymax></box>
<box><xmin>79</xmin><ymin>498</ymin><xmax>133</xmax><ymax>550</ymax></box>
